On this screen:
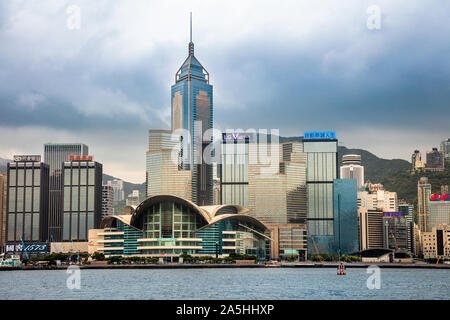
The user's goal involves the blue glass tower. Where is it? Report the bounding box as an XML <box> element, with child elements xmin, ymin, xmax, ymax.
<box><xmin>171</xmin><ymin>14</ymin><xmax>213</xmax><ymax>205</ymax></box>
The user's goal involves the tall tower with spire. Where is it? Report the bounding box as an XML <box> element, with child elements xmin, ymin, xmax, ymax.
<box><xmin>171</xmin><ymin>13</ymin><xmax>213</xmax><ymax>205</ymax></box>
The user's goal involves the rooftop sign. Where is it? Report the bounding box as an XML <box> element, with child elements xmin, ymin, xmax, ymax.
<box><xmin>13</xmin><ymin>155</ymin><xmax>41</xmax><ymax>162</ymax></box>
<box><xmin>304</xmin><ymin>131</ymin><xmax>336</xmax><ymax>140</ymax></box>
<box><xmin>69</xmin><ymin>155</ymin><xmax>94</xmax><ymax>161</ymax></box>
<box><xmin>430</xmin><ymin>194</ymin><xmax>449</xmax><ymax>201</ymax></box>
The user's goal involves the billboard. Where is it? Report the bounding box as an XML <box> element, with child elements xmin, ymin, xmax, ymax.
<box><xmin>4</xmin><ymin>243</ymin><xmax>49</xmax><ymax>253</ymax></box>
<box><xmin>383</xmin><ymin>212</ymin><xmax>403</xmax><ymax>218</ymax></box>
<box><xmin>304</xmin><ymin>131</ymin><xmax>336</xmax><ymax>140</ymax></box>
<box><xmin>430</xmin><ymin>194</ymin><xmax>450</xmax><ymax>201</ymax></box>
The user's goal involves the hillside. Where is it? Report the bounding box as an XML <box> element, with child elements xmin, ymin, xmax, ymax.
<box><xmin>381</xmin><ymin>161</ymin><xmax>450</xmax><ymax>212</ymax></box>
<box><xmin>280</xmin><ymin>136</ymin><xmax>411</xmax><ymax>183</ymax></box>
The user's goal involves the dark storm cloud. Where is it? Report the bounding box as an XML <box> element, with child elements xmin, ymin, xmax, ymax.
<box><xmin>0</xmin><ymin>0</ymin><xmax>449</xmax><ymax>181</ymax></box>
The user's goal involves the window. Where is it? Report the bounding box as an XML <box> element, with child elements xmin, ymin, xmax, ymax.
<box><xmin>87</xmin><ymin>212</ymin><xmax>94</xmax><ymax>231</ymax></box>
<box><xmin>16</xmin><ymin>213</ymin><xmax>23</xmax><ymax>239</ymax></box>
<box><xmin>9</xmin><ymin>170</ymin><xmax>16</xmax><ymax>187</ymax></box>
<box><xmin>71</xmin><ymin>212</ymin><xmax>78</xmax><ymax>240</ymax></box>
<box><xmin>72</xmin><ymin>187</ymin><xmax>79</xmax><ymax>211</ymax></box>
<box><xmin>25</xmin><ymin>169</ymin><xmax>33</xmax><ymax>186</ymax></box>
<box><xmin>8</xmin><ymin>188</ymin><xmax>15</xmax><ymax>212</ymax></box>
<box><xmin>34</xmin><ymin>169</ymin><xmax>40</xmax><ymax>186</ymax></box>
<box><xmin>7</xmin><ymin>214</ymin><xmax>15</xmax><ymax>241</ymax></box>
<box><xmin>25</xmin><ymin>187</ymin><xmax>32</xmax><ymax>212</ymax></box>
<box><xmin>88</xmin><ymin>169</ymin><xmax>95</xmax><ymax>185</ymax></box>
<box><xmin>32</xmin><ymin>213</ymin><xmax>39</xmax><ymax>241</ymax></box>
<box><xmin>64</xmin><ymin>168</ymin><xmax>71</xmax><ymax>186</ymax></box>
<box><xmin>80</xmin><ymin>168</ymin><xmax>87</xmax><ymax>185</ymax></box>
<box><xmin>24</xmin><ymin>213</ymin><xmax>32</xmax><ymax>241</ymax></box>
<box><xmin>63</xmin><ymin>212</ymin><xmax>70</xmax><ymax>241</ymax></box>
<box><xmin>16</xmin><ymin>187</ymin><xmax>24</xmax><ymax>212</ymax></box>
<box><xmin>33</xmin><ymin>187</ymin><xmax>40</xmax><ymax>212</ymax></box>
<box><xmin>17</xmin><ymin>170</ymin><xmax>24</xmax><ymax>186</ymax></box>
<box><xmin>72</xmin><ymin>169</ymin><xmax>79</xmax><ymax>185</ymax></box>
<box><xmin>87</xmin><ymin>187</ymin><xmax>94</xmax><ymax>211</ymax></box>
<box><xmin>79</xmin><ymin>212</ymin><xmax>86</xmax><ymax>240</ymax></box>
<box><xmin>79</xmin><ymin>186</ymin><xmax>86</xmax><ymax>211</ymax></box>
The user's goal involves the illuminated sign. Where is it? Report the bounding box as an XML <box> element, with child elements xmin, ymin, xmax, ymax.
<box><xmin>5</xmin><ymin>243</ymin><xmax>49</xmax><ymax>253</ymax></box>
<box><xmin>222</xmin><ymin>133</ymin><xmax>252</xmax><ymax>141</ymax></box>
<box><xmin>69</xmin><ymin>155</ymin><xmax>94</xmax><ymax>161</ymax></box>
<box><xmin>383</xmin><ymin>212</ymin><xmax>403</xmax><ymax>218</ymax></box>
<box><xmin>304</xmin><ymin>131</ymin><xmax>336</xmax><ymax>140</ymax></box>
<box><xmin>13</xmin><ymin>155</ymin><xmax>41</xmax><ymax>162</ymax></box>
<box><xmin>430</xmin><ymin>194</ymin><xmax>450</xmax><ymax>201</ymax></box>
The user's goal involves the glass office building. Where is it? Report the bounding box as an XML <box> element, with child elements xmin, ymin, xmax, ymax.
<box><xmin>171</xmin><ymin>20</ymin><xmax>213</xmax><ymax>206</ymax></box>
<box><xmin>333</xmin><ymin>179</ymin><xmax>359</xmax><ymax>255</ymax></box>
<box><xmin>146</xmin><ymin>130</ymin><xmax>192</xmax><ymax>200</ymax></box>
<box><xmin>304</xmin><ymin>133</ymin><xmax>338</xmax><ymax>254</ymax></box>
<box><xmin>6</xmin><ymin>156</ymin><xmax>49</xmax><ymax>243</ymax></box>
<box><xmin>62</xmin><ymin>157</ymin><xmax>102</xmax><ymax>241</ymax></box>
<box><xmin>44</xmin><ymin>143</ymin><xmax>88</xmax><ymax>241</ymax></box>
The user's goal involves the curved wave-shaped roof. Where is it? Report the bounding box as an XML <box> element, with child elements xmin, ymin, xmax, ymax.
<box><xmin>200</xmin><ymin>204</ymin><xmax>250</xmax><ymax>217</ymax></box>
<box><xmin>201</xmin><ymin>214</ymin><xmax>269</xmax><ymax>234</ymax></box>
<box><xmin>100</xmin><ymin>214</ymin><xmax>134</xmax><ymax>229</ymax></box>
<box><xmin>131</xmin><ymin>195</ymin><xmax>212</xmax><ymax>226</ymax></box>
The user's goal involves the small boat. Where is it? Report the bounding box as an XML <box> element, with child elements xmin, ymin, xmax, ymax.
<box><xmin>337</xmin><ymin>263</ymin><xmax>346</xmax><ymax>275</ymax></box>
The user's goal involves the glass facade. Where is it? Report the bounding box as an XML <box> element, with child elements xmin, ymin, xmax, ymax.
<box><xmin>220</xmin><ymin>139</ymin><xmax>249</xmax><ymax>207</ymax></box>
<box><xmin>44</xmin><ymin>143</ymin><xmax>88</xmax><ymax>241</ymax></box>
<box><xmin>94</xmin><ymin>196</ymin><xmax>268</xmax><ymax>259</ymax></box>
<box><xmin>62</xmin><ymin>160</ymin><xmax>102</xmax><ymax>241</ymax></box>
<box><xmin>6</xmin><ymin>160</ymin><xmax>49</xmax><ymax>242</ymax></box>
<box><xmin>304</xmin><ymin>139</ymin><xmax>337</xmax><ymax>242</ymax></box>
<box><xmin>171</xmin><ymin>39</ymin><xmax>213</xmax><ymax>205</ymax></box>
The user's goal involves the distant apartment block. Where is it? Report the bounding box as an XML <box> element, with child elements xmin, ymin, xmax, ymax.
<box><xmin>440</xmin><ymin>138</ymin><xmax>450</xmax><ymax>161</ymax></box>
<box><xmin>107</xmin><ymin>179</ymin><xmax>125</xmax><ymax>202</ymax></box>
<box><xmin>425</xmin><ymin>148</ymin><xmax>444</xmax><ymax>171</ymax></box>
<box><xmin>101</xmin><ymin>185</ymin><xmax>114</xmax><ymax>218</ymax></box>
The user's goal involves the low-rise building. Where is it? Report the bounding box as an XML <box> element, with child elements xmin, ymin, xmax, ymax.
<box><xmin>422</xmin><ymin>224</ymin><xmax>450</xmax><ymax>259</ymax></box>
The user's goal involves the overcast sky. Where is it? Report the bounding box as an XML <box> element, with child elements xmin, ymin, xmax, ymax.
<box><xmin>0</xmin><ymin>0</ymin><xmax>449</xmax><ymax>183</ymax></box>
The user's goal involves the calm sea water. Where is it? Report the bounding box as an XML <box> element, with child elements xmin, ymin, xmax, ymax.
<box><xmin>0</xmin><ymin>268</ymin><xmax>448</xmax><ymax>300</ymax></box>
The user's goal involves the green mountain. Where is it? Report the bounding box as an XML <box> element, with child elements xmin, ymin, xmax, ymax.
<box><xmin>381</xmin><ymin>161</ymin><xmax>450</xmax><ymax>209</ymax></box>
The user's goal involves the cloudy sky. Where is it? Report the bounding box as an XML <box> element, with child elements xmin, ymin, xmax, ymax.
<box><xmin>0</xmin><ymin>0</ymin><xmax>449</xmax><ymax>183</ymax></box>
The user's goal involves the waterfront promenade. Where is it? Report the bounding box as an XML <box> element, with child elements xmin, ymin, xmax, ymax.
<box><xmin>1</xmin><ymin>261</ymin><xmax>449</xmax><ymax>271</ymax></box>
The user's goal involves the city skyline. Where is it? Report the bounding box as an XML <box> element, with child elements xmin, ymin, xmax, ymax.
<box><xmin>1</xmin><ymin>1</ymin><xmax>450</xmax><ymax>183</ymax></box>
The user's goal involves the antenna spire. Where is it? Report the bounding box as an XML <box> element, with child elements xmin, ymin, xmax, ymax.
<box><xmin>188</xmin><ymin>12</ymin><xmax>194</xmax><ymax>56</ymax></box>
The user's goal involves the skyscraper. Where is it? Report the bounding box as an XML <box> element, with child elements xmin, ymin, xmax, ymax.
<box><xmin>146</xmin><ymin>130</ymin><xmax>192</xmax><ymax>200</ymax></box>
<box><xmin>62</xmin><ymin>156</ymin><xmax>102</xmax><ymax>241</ymax></box>
<box><xmin>417</xmin><ymin>177</ymin><xmax>431</xmax><ymax>232</ymax></box>
<box><xmin>101</xmin><ymin>185</ymin><xmax>114</xmax><ymax>218</ymax></box>
<box><xmin>303</xmin><ymin>131</ymin><xmax>338</xmax><ymax>253</ymax></box>
<box><xmin>44</xmin><ymin>143</ymin><xmax>88</xmax><ymax>241</ymax></box>
<box><xmin>171</xmin><ymin>14</ymin><xmax>213</xmax><ymax>205</ymax></box>
<box><xmin>0</xmin><ymin>173</ymin><xmax>7</xmax><ymax>250</ymax></box>
<box><xmin>340</xmin><ymin>154</ymin><xmax>364</xmax><ymax>188</ymax></box>
<box><xmin>440</xmin><ymin>138</ymin><xmax>450</xmax><ymax>161</ymax></box>
<box><xmin>6</xmin><ymin>155</ymin><xmax>49</xmax><ymax>243</ymax></box>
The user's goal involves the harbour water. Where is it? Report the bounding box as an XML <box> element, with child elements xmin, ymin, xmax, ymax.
<box><xmin>0</xmin><ymin>268</ymin><xmax>448</xmax><ymax>300</ymax></box>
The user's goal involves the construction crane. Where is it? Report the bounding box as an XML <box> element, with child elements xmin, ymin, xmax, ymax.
<box><xmin>311</xmin><ymin>237</ymin><xmax>321</xmax><ymax>260</ymax></box>
<box><xmin>390</xmin><ymin>229</ymin><xmax>399</xmax><ymax>252</ymax></box>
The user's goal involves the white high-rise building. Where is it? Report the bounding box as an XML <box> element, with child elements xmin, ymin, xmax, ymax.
<box><xmin>340</xmin><ymin>154</ymin><xmax>364</xmax><ymax>188</ymax></box>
